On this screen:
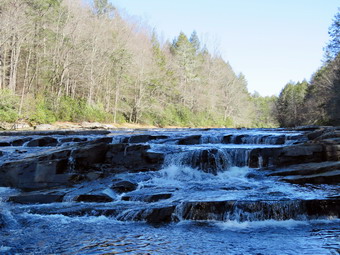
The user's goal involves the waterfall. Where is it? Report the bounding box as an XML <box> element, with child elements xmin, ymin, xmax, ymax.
<box><xmin>175</xmin><ymin>200</ymin><xmax>338</xmax><ymax>222</ymax></box>
<box><xmin>162</xmin><ymin>147</ymin><xmax>254</xmax><ymax>174</ymax></box>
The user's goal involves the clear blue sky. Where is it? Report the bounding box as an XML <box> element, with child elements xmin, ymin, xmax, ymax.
<box><xmin>110</xmin><ymin>0</ymin><xmax>339</xmax><ymax>96</ymax></box>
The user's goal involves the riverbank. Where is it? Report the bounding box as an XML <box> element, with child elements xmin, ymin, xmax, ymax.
<box><xmin>0</xmin><ymin>120</ymin><xmax>242</xmax><ymax>131</ymax></box>
<box><xmin>0</xmin><ymin>121</ymin><xmax>166</xmax><ymax>131</ymax></box>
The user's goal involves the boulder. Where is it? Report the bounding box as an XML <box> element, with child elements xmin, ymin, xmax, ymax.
<box><xmin>0</xmin><ymin>141</ymin><xmax>11</xmax><ymax>146</ymax></box>
<box><xmin>268</xmin><ymin>161</ymin><xmax>340</xmax><ymax>177</ymax></box>
<box><xmin>178</xmin><ymin>135</ymin><xmax>201</xmax><ymax>145</ymax></box>
<box><xmin>0</xmin><ymin>136</ymin><xmax>32</xmax><ymax>146</ymax></box>
<box><xmin>314</xmin><ymin>130</ymin><xmax>340</xmax><ymax>141</ymax></box>
<box><xmin>72</xmin><ymin>138</ymin><xmax>112</xmax><ymax>171</ymax></box>
<box><xmin>271</xmin><ymin>135</ymin><xmax>286</xmax><ymax>145</ymax></box>
<box><xmin>121</xmin><ymin>135</ymin><xmax>168</xmax><ymax>144</ymax></box>
<box><xmin>294</xmin><ymin>126</ymin><xmax>324</xmax><ymax>132</ymax></box>
<box><xmin>222</xmin><ymin>135</ymin><xmax>232</xmax><ymax>144</ymax></box>
<box><xmin>304</xmin><ymin>199</ymin><xmax>340</xmax><ymax>218</ymax></box>
<box><xmin>306</xmin><ymin>128</ymin><xmax>327</xmax><ymax>140</ymax></box>
<box><xmin>8</xmin><ymin>193</ymin><xmax>65</xmax><ymax>204</ymax></box>
<box><xmin>27</xmin><ymin>137</ymin><xmax>58</xmax><ymax>147</ymax></box>
<box><xmin>81</xmin><ymin>122</ymin><xmax>115</xmax><ymax>129</ymax></box>
<box><xmin>122</xmin><ymin>135</ymin><xmax>152</xmax><ymax>143</ymax></box>
<box><xmin>249</xmin><ymin>144</ymin><xmax>325</xmax><ymax>169</ymax></box>
<box><xmin>232</xmin><ymin>135</ymin><xmax>246</xmax><ymax>144</ymax></box>
<box><xmin>111</xmin><ymin>180</ymin><xmax>138</xmax><ymax>193</ymax></box>
<box><xmin>12</xmin><ymin>122</ymin><xmax>31</xmax><ymax>130</ymax></box>
<box><xmin>115</xmin><ymin>206</ymin><xmax>176</xmax><ymax>224</ymax></box>
<box><xmin>0</xmin><ymin>130</ymin><xmax>110</xmax><ymax>137</ymax></box>
<box><xmin>280</xmin><ymin>144</ymin><xmax>323</xmax><ymax>157</ymax></box>
<box><xmin>144</xmin><ymin>206</ymin><xmax>176</xmax><ymax>224</ymax></box>
<box><xmin>105</xmin><ymin>144</ymin><xmax>164</xmax><ymax>173</ymax></box>
<box><xmin>11</xmin><ymin>137</ymin><xmax>32</xmax><ymax>146</ymax></box>
<box><xmin>281</xmin><ymin>170</ymin><xmax>340</xmax><ymax>185</ymax></box>
<box><xmin>85</xmin><ymin>172</ymin><xmax>105</xmax><ymax>181</ymax></box>
<box><xmin>0</xmin><ymin>122</ymin><xmax>15</xmax><ymax>130</ymax></box>
<box><xmin>34</xmin><ymin>124</ymin><xmax>55</xmax><ymax>130</ymax></box>
<box><xmin>60</xmin><ymin>137</ymin><xmax>87</xmax><ymax>143</ymax></box>
<box><xmin>0</xmin><ymin>157</ymin><xmax>73</xmax><ymax>191</ymax></box>
<box><xmin>0</xmin><ymin>139</ymin><xmax>113</xmax><ymax>190</ymax></box>
<box><xmin>121</xmin><ymin>193</ymin><xmax>172</xmax><ymax>202</ymax></box>
<box><xmin>74</xmin><ymin>194</ymin><xmax>113</xmax><ymax>203</ymax></box>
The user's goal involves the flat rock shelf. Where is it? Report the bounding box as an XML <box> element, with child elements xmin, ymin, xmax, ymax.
<box><xmin>0</xmin><ymin>127</ymin><xmax>339</xmax><ymax>254</ymax></box>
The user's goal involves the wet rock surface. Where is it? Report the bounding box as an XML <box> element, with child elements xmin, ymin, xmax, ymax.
<box><xmin>111</xmin><ymin>180</ymin><xmax>138</xmax><ymax>193</ymax></box>
<box><xmin>74</xmin><ymin>194</ymin><xmax>113</xmax><ymax>203</ymax></box>
<box><xmin>281</xmin><ymin>170</ymin><xmax>340</xmax><ymax>185</ymax></box>
<box><xmin>26</xmin><ymin>137</ymin><xmax>59</xmax><ymax>147</ymax></box>
<box><xmin>179</xmin><ymin>199</ymin><xmax>340</xmax><ymax>221</ymax></box>
<box><xmin>0</xmin><ymin>127</ymin><xmax>338</xmax><ymax>189</ymax></box>
<box><xmin>121</xmin><ymin>193</ymin><xmax>172</xmax><ymax>202</ymax></box>
<box><xmin>8</xmin><ymin>193</ymin><xmax>65</xmax><ymax>204</ymax></box>
<box><xmin>0</xmin><ymin>126</ymin><xmax>339</xmax><ymax>226</ymax></box>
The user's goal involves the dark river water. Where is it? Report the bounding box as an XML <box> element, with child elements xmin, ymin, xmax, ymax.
<box><xmin>0</xmin><ymin>128</ymin><xmax>339</xmax><ymax>254</ymax></box>
<box><xmin>1</xmin><ymin>208</ymin><xmax>339</xmax><ymax>254</ymax></box>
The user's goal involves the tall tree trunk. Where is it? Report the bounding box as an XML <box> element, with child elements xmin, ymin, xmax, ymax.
<box><xmin>19</xmin><ymin>48</ymin><xmax>33</xmax><ymax>115</ymax></box>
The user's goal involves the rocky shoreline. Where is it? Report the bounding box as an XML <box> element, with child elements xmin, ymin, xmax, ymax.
<box><xmin>0</xmin><ymin>121</ymin><xmax>162</xmax><ymax>131</ymax></box>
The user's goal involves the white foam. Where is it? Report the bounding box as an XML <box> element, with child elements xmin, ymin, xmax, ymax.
<box><xmin>0</xmin><ymin>187</ymin><xmax>19</xmax><ymax>196</ymax></box>
<box><xmin>215</xmin><ymin>219</ymin><xmax>309</xmax><ymax>230</ymax></box>
<box><xmin>0</xmin><ymin>187</ymin><xmax>20</xmax><ymax>203</ymax></box>
<box><xmin>19</xmin><ymin>212</ymin><xmax>120</xmax><ymax>225</ymax></box>
<box><xmin>0</xmin><ymin>246</ymin><xmax>12</xmax><ymax>252</ymax></box>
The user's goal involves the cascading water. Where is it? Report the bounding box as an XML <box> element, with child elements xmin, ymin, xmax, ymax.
<box><xmin>0</xmin><ymin>128</ymin><xmax>338</xmax><ymax>254</ymax></box>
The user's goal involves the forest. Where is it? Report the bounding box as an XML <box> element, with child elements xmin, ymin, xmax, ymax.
<box><xmin>0</xmin><ymin>0</ymin><xmax>339</xmax><ymax>128</ymax></box>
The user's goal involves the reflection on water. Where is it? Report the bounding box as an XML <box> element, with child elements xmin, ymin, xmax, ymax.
<box><xmin>0</xmin><ymin>213</ymin><xmax>339</xmax><ymax>254</ymax></box>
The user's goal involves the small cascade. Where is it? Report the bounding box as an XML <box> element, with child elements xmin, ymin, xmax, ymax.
<box><xmin>176</xmin><ymin>199</ymin><xmax>339</xmax><ymax>222</ymax></box>
<box><xmin>0</xmin><ymin>128</ymin><xmax>339</xmax><ymax>255</ymax></box>
<box><xmin>164</xmin><ymin>149</ymin><xmax>231</xmax><ymax>174</ymax></box>
<box><xmin>223</xmin><ymin>148</ymin><xmax>251</xmax><ymax>167</ymax></box>
<box><xmin>200</xmin><ymin>134</ymin><xmax>224</xmax><ymax>144</ymax></box>
<box><xmin>163</xmin><ymin>147</ymin><xmax>253</xmax><ymax>173</ymax></box>
<box><xmin>115</xmin><ymin>206</ymin><xmax>176</xmax><ymax>224</ymax></box>
<box><xmin>62</xmin><ymin>193</ymin><xmax>77</xmax><ymax>202</ymax></box>
<box><xmin>258</xmin><ymin>155</ymin><xmax>264</xmax><ymax>168</ymax></box>
<box><xmin>111</xmin><ymin>135</ymin><xmax>125</xmax><ymax>144</ymax></box>
<box><xmin>22</xmin><ymin>138</ymin><xmax>32</xmax><ymax>147</ymax></box>
<box><xmin>67</xmin><ymin>149</ymin><xmax>76</xmax><ymax>173</ymax></box>
<box><xmin>224</xmin><ymin>134</ymin><xmax>287</xmax><ymax>145</ymax></box>
<box><xmin>116</xmin><ymin>209</ymin><xmax>140</xmax><ymax>221</ymax></box>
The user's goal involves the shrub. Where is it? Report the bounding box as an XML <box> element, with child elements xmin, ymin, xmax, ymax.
<box><xmin>28</xmin><ymin>95</ymin><xmax>56</xmax><ymax>124</ymax></box>
<box><xmin>0</xmin><ymin>89</ymin><xmax>19</xmax><ymax>122</ymax></box>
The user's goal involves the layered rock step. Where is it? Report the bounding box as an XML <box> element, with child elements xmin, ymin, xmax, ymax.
<box><xmin>267</xmin><ymin>161</ymin><xmax>340</xmax><ymax>185</ymax></box>
<box><xmin>177</xmin><ymin>199</ymin><xmax>340</xmax><ymax>221</ymax></box>
<box><xmin>0</xmin><ymin>127</ymin><xmax>339</xmax><ymax>190</ymax></box>
<box><xmin>0</xmin><ymin>127</ymin><xmax>339</xmax><ymax>227</ymax></box>
<box><xmin>14</xmin><ymin>199</ymin><xmax>340</xmax><ymax>224</ymax></box>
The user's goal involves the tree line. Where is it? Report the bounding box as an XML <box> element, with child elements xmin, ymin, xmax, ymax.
<box><xmin>276</xmin><ymin>9</ymin><xmax>340</xmax><ymax>127</ymax></box>
<box><xmin>1</xmin><ymin>0</ymin><xmax>337</xmax><ymax>128</ymax></box>
<box><xmin>0</xmin><ymin>0</ymin><xmax>280</xmax><ymax>128</ymax></box>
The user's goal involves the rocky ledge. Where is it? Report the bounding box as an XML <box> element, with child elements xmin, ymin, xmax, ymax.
<box><xmin>0</xmin><ymin>126</ymin><xmax>339</xmax><ymax>211</ymax></box>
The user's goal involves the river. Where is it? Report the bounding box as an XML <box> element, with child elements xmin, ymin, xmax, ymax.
<box><xmin>0</xmin><ymin>128</ymin><xmax>339</xmax><ymax>254</ymax></box>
